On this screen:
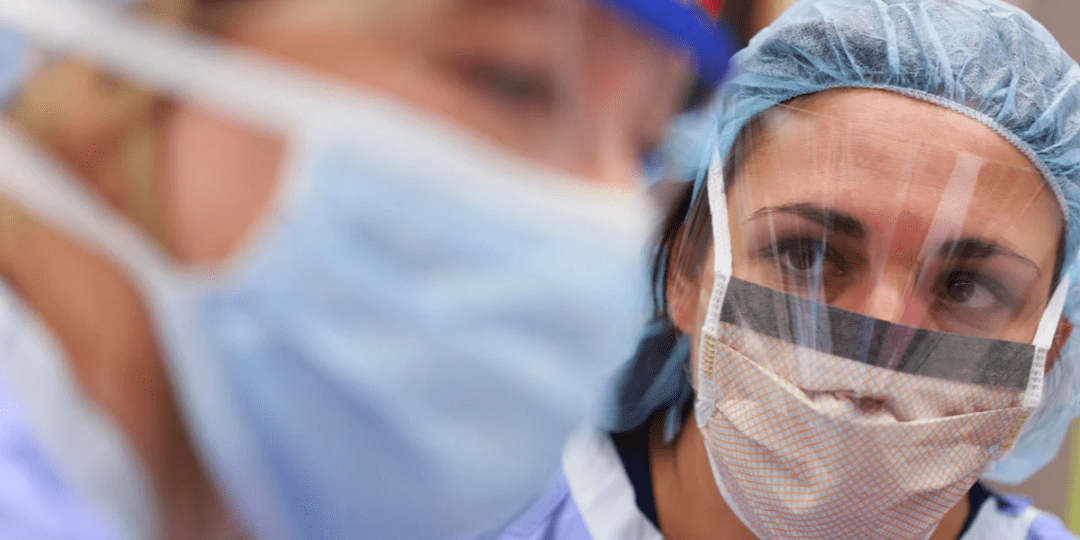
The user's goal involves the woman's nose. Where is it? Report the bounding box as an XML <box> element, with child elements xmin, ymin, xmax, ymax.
<box><xmin>835</xmin><ymin>276</ymin><xmax>932</xmax><ymax>329</ymax></box>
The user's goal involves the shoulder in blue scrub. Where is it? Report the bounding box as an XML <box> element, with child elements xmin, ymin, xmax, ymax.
<box><xmin>494</xmin><ymin>428</ymin><xmax>1080</xmax><ymax>540</ymax></box>
<box><xmin>0</xmin><ymin>382</ymin><xmax>118</xmax><ymax>540</ymax></box>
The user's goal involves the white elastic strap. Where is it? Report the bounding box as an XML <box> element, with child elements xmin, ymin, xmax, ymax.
<box><xmin>707</xmin><ymin>148</ymin><xmax>733</xmax><ymax>276</ymax></box>
<box><xmin>696</xmin><ymin>150</ymin><xmax>733</xmax><ymax>428</ymax></box>
<box><xmin>1022</xmin><ymin>277</ymin><xmax>1070</xmax><ymax>408</ymax></box>
<box><xmin>701</xmin><ymin>149</ymin><xmax>732</xmax><ymax>334</ymax></box>
<box><xmin>0</xmin><ymin>122</ymin><xmax>175</xmax><ymax>290</ymax></box>
<box><xmin>1034</xmin><ymin>277</ymin><xmax>1070</xmax><ymax>350</ymax></box>
<box><xmin>0</xmin><ymin>0</ymin><xmax>358</xmax><ymax>134</ymax></box>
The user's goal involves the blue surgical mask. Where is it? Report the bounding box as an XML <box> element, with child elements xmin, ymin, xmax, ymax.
<box><xmin>0</xmin><ymin>2</ymin><xmax>654</xmax><ymax>538</ymax></box>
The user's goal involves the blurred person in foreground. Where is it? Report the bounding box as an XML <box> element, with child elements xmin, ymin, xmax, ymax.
<box><xmin>495</xmin><ymin>0</ymin><xmax>1080</xmax><ymax>539</ymax></box>
<box><xmin>0</xmin><ymin>0</ymin><xmax>733</xmax><ymax>538</ymax></box>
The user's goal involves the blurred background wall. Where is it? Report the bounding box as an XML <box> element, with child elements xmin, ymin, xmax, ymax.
<box><xmin>717</xmin><ymin>0</ymin><xmax>1080</xmax><ymax>530</ymax></box>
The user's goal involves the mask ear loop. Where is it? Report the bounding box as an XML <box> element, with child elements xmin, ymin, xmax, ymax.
<box><xmin>694</xmin><ymin>147</ymin><xmax>733</xmax><ymax>429</ymax></box>
<box><xmin>692</xmin><ymin>148</ymin><xmax>759</xmax><ymax>532</ymax></box>
<box><xmin>706</xmin><ymin>146</ymin><xmax>733</xmax><ymax>328</ymax></box>
<box><xmin>986</xmin><ymin>252</ymin><xmax>1074</xmax><ymax>466</ymax></box>
<box><xmin>1025</xmin><ymin>276</ymin><xmax>1071</xmax><ymax>408</ymax></box>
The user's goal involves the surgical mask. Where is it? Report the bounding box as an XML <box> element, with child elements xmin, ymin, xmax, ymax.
<box><xmin>0</xmin><ymin>2</ymin><xmax>657</xmax><ymax>538</ymax></box>
<box><xmin>687</xmin><ymin>104</ymin><xmax>1070</xmax><ymax>540</ymax></box>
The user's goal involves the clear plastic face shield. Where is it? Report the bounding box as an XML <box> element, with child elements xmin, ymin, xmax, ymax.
<box><xmin>671</xmin><ymin>91</ymin><xmax>1070</xmax><ymax>540</ymax></box>
<box><xmin>0</xmin><ymin>0</ymin><xmax>726</xmax><ymax>539</ymax></box>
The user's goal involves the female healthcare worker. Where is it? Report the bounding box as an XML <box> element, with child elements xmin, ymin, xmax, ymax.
<box><xmin>0</xmin><ymin>0</ymin><xmax>731</xmax><ymax>538</ymax></box>
<box><xmin>497</xmin><ymin>0</ymin><xmax>1080</xmax><ymax>539</ymax></box>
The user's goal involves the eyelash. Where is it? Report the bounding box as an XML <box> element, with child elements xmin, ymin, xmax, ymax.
<box><xmin>932</xmin><ymin>269</ymin><xmax>1015</xmax><ymax>311</ymax></box>
<box><xmin>761</xmin><ymin>238</ymin><xmax>1015</xmax><ymax>311</ymax></box>
<box><xmin>760</xmin><ymin>238</ymin><xmax>850</xmax><ymax>282</ymax></box>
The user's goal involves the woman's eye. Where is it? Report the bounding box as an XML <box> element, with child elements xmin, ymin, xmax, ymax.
<box><xmin>758</xmin><ymin>237</ymin><xmax>854</xmax><ymax>301</ymax></box>
<box><xmin>938</xmin><ymin>271</ymin><xmax>1002</xmax><ymax>310</ymax></box>
<box><xmin>775</xmin><ymin>239</ymin><xmax>827</xmax><ymax>273</ymax></box>
<box><xmin>466</xmin><ymin>62</ymin><xmax>555</xmax><ymax>109</ymax></box>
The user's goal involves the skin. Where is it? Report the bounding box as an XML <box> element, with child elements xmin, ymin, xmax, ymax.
<box><xmin>659</xmin><ymin>89</ymin><xmax>1070</xmax><ymax>540</ymax></box>
<box><xmin>0</xmin><ymin>0</ymin><xmax>695</xmax><ymax>538</ymax></box>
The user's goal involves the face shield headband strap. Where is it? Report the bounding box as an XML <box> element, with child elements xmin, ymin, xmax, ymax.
<box><xmin>696</xmin><ymin>149</ymin><xmax>1071</xmax><ymax>430</ymax></box>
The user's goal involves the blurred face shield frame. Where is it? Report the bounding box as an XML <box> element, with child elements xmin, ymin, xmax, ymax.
<box><xmin>688</xmin><ymin>101</ymin><xmax>1070</xmax><ymax>540</ymax></box>
<box><xmin>598</xmin><ymin>0</ymin><xmax>733</xmax><ymax>85</ymax></box>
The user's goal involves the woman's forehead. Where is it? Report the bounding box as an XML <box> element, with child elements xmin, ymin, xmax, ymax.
<box><xmin>744</xmin><ymin>90</ymin><xmax>1044</xmax><ymax>193</ymax></box>
<box><xmin>788</xmin><ymin>91</ymin><xmax>1027</xmax><ymax>156</ymax></box>
<box><xmin>733</xmin><ymin>90</ymin><xmax>1062</xmax><ymax>242</ymax></box>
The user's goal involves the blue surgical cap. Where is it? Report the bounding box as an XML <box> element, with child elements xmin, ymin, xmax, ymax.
<box><xmin>609</xmin><ymin>0</ymin><xmax>1080</xmax><ymax>485</ymax></box>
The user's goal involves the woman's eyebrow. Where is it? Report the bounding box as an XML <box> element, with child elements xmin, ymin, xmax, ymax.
<box><xmin>939</xmin><ymin>238</ymin><xmax>1042</xmax><ymax>276</ymax></box>
<box><xmin>746</xmin><ymin>203</ymin><xmax>866</xmax><ymax>239</ymax></box>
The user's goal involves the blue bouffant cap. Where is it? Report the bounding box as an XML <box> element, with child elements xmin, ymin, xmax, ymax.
<box><xmin>704</xmin><ymin>0</ymin><xmax>1080</xmax><ymax>265</ymax></box>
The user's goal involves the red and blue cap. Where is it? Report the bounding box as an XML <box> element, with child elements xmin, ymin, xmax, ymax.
<box><xmin>598</xmin><ymin>0</ymin><xmax>734</xmax><ymax>84</ymax></box>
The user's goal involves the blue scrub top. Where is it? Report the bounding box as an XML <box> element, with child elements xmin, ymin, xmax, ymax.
<box><xmin>494</xmin><ymin>430</ymin><xmax>1079</xmax><ymax>540</ymax></box>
